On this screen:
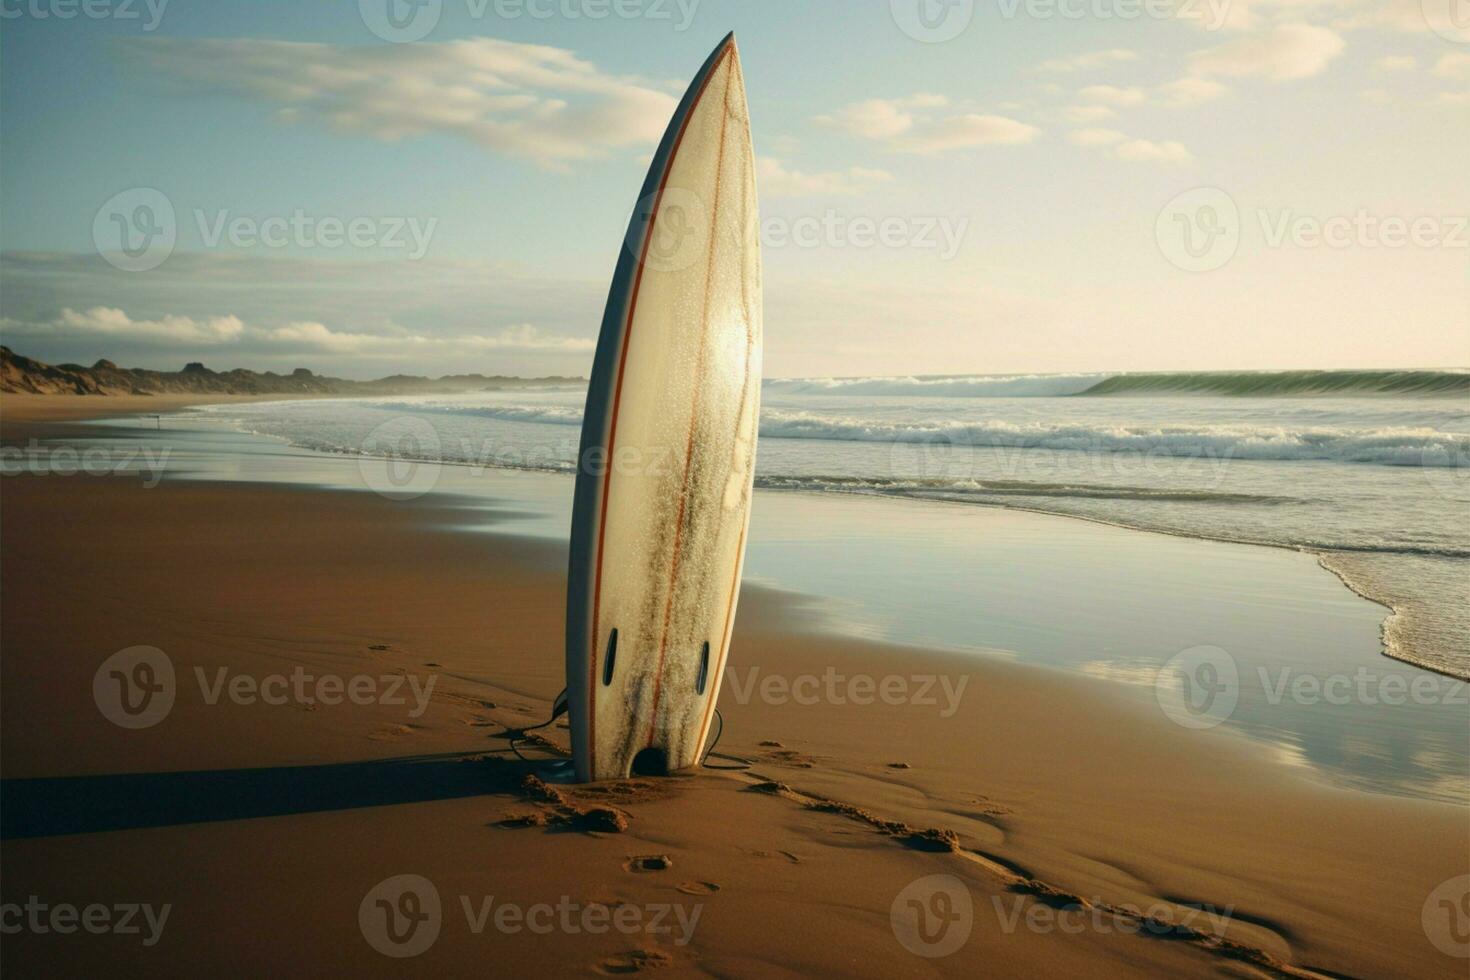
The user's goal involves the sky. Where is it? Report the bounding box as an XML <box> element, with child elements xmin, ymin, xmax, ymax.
<box><xmin>1</xmin><ymin>0</ymin><xmax>1466</xmax><ymax>379</ymax></box>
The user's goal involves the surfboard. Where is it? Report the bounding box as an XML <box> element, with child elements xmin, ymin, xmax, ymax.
<box><xmin>564</xmin><ymin>33</ymin><xmax>761</xmax><ymax>783</ymax></box>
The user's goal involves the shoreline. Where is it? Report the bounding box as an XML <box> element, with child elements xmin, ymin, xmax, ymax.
<box><xmin>9</xmin><ymin>391</ymin><xmax>1458</xmax><ymax>683</ymax></box>
<box><xmin>5</xmin><ymin>390</ymin><xmax>1464</xmax><ymax>775</ymax></box>
<box><xmin>5</xmin><ymin>390</ymin><xmax>1466</xmax><ymax>747</ymax></box>
<box><xmin>1</xmin><ymin>457</ymin><xmax>1465</xmax><ymax>975</ymax></box>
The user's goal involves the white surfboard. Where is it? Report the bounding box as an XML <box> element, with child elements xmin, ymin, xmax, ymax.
<box><xmin>565</xmin><ymin>33</ymin><xmax>761</xmax><ymax>782</ymax></box>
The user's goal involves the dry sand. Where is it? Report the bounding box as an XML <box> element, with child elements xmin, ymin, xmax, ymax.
<box><xmin>1</xmin><ymin>395</ymin><xmax>1465</xmax><ymax>978</ymax></box>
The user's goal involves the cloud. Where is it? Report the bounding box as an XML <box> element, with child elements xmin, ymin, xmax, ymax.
<box><xmin>1065</xmin><ymin>129</ymin><xmax>1193</xmax><ymax>161</ymax></box>
<box><xmin>1059</xmin><ymin>104</ymin><xmax>1117</xmax><ymax>122</ymax></box>
<box><xmin>1109</xmin><ymin>139</ymin><xmax>1194</xmax><ymax>162</ymax></box>
<box><xmin>1069</xmin><ymin>128</ymin><xmax>1126</xmax><ymax>146</ymax></box>
<box><xmin>1438</xmin><ymin>91</ymin><xmax>1470</xmax><ymax>105</ymax></box>
<box><xmin>813</xmin><ymin>94</ymin><xmax>948</xmax><ymax>140</ymax></box>
<box><xmin>116</xmin><ymin>37</ymin><xmax>678</xmax><ymax>168</ymax></box>
<box><xmin>2</xmin><ymin>306</ymin><xmax>594</xmax><ymax>359</ymax></box>
<box><xmin>1432</xmin><ymin>52</ymin><xmax>1470</xmax><ymax>82</ymax></box>
<box><xmin>1336</xmin><ymin>0</ymin><xmax>1470</xmax><ymax>42</ymax></box>
<box><xmin>49</xmin><ymin>306</ymin><xmax>247</xmax><ymax>344</ymax></box>
<box><xmin>816</xmin><ymin>95</ymin><xmax>1038</xmax><ymax>153</ymax></box>
<box><xmin>756</xmin><ymin>158</ymin><xmax>894</xmax><ymax>197</ymax></box>
<box><xmin>1156</xmin><ymin>77</ymin><xmax>1229</xmax><ymax>106</ymax></box>
<box><xmin>1190</xmin><ymin>25</ymin><xmax>1345</xmax><ymax>81</ymax></box>
<box><xmin>896</xmin><ymin>114</ymin><xmax>1040</xmax><ymax>153</ymax></box>
<box><xmin>0</xmin><ymin>251</ymin><xmax>606</xmax><ymax>376</ymax></box>
<box><xmin>1037</xmin><ymin>49</ymin><xmax>1137</xmax><ymax>73</ymax></box>
<box><xmin>1078</xmin><ymin>85</ymin><xmax>1147</xmax><ymax>106</ymax></box>
<box><xmin>1178</xmin><ymin>0</ymin><xmax>1359</xmax><ymax>33</ymax></box>
<box><xmin>1371</xmin><ymin>55</ymin><xmax>1417</xmax><ymax>74</ymax></box>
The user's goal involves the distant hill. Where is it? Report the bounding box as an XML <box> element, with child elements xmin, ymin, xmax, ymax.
<box><xmin>0</xmin><ymin>347</ymin><xmax>583</xmax><ymax>396</ymax></box>
<box><xmin>1077</xmin><ymin>369</ymin><xmax>1468</xmax><ymax>398</ymax></box>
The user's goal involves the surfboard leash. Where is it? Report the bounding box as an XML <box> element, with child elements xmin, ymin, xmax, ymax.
<box><xmin>507</xmin><ymin>688</ymin><xmax>570</xmax><ymax>763</ymax></box>
<box><xmin>699</xmin><ymin>709</ymin><xmax>754</xmax><ymax>770</ymax></box>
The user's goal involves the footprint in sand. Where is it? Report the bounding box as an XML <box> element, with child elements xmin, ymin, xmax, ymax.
<box><xmin>437</xmin><ymin>692</ymin><xmax>497</xmax><ymax>710</ymax></box>
<box><xmin>749</xmin><ymin>849</ymin><xmax>801</xmax><ymax>864</ymax></box>
<box><xmin>368</xmin><ymin>644</ymin><xmax>390</xmax><ymax>651</ymax></box>
<box><xmin>676</xmin><ymin>881</ymin><xmax>720</xmax><ymax>896</ymax></box>
<box><xmin>623</xmin><ymin>855</ymin><xmax>672</xmax><ymax>873</ymax></box>
<box><xmin>595</xmin><ymin>948</ymin><xmax>673</xmax><ymax>974</ymax></box>
<box><xmin>368</xmin><ymin>724</ymin><xmax>416</xmax><ymax>740</ymax></box>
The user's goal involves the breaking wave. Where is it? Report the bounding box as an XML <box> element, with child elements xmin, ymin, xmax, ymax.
<box><xmin>763</xmin><ymin>370</ymin><xmax>1469</xmax><ymax>399</ymax></box>
<box><xmin>758</xmin><ymin>412</ymin><xmax>1468</xmax><ymax>467</ymax></box>
<box><xmin>1077</xmin><ymin>370</ymin><xmax>1469</xmax><ymax>398</ymax></box>
<box><xmin>764</xmin><ymin>373</ymin><xmax>1106</xmax><ymax>398</ymax></box>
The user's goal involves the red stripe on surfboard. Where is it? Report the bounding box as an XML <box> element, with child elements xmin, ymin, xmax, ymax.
<box><xmin>587</xmin><ymin>41</ymin><xmax>734</xmax><ymax>776</ymax></box>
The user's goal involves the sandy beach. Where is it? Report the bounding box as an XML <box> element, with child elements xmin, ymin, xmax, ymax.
<box><xmin>1</xmin><ymin>394</ymin><xmax>1465</xmax><ymax>978</ymax></box>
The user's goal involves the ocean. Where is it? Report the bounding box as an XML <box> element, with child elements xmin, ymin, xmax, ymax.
<box><xmin>192</xmin><ymin>370</ymin><xmax>1470</xmax><ymax>682</ymax></box>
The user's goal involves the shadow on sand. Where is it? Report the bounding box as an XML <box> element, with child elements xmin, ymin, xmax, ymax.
<box><xmin>0</xmin><ymin>752</ymin><xmax>558</xmax><ymax>839</ymax></box>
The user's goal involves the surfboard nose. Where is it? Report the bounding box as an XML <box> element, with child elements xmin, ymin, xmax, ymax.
<box><xmin>712</xmin><ymin>31</ymin><xmax>738</xmax><ymax>64</ymax></box>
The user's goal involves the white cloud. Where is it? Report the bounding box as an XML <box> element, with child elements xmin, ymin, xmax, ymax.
<box><xmin>897</xmin><ymin>114</ymin><xmax>1040</xmax><ymax>153</ymax></box>
<box><xmin>55</xmin><ymin>307</ymin><xmax>246</xmax><ymax>344</ymax></box>
<box><xmin>2</xmin><ymin>306</ymin><xmax>592</xmax><ymax>357</ymax></box>
<box><xmin>813</xmin><ymin>94</ymin><xmax>948</xmax><ymax>140</ymax></box>
<box><xmin>1078</xmin><ymin>85</ymin><xmax>1147</xmax><ymax>106</ymax></box>
<box><xmin>1178</xmin><ymin>0</ymin><xmax>1362</xmax><ymax>33</ymax></box>
<box><xmin>1060</xmin><ymin>104</ymin><xmax>1117</xmax><ymax>122</ymax></box>
<box><xmin>1337</xmin><ymin>0</ymin><xmax>1470</xmax><ymax>42</ymax></box>
<box><xmin>1037</xmin><ymin>49</ymin><xmax>1137</xmax><ymax>73</ymax></box>
<box><xmin>1372</xmin><ymin>55</ymin><xmax>1417</xmax><ymax>74</ymax></box>
<box><xmin>466</xmin><ymin>324</ymin><xmax>596</xmax><ymax>351</ymax></box>
<box><xmin>1156</xmin><ymin>77</ymin><xmax>1229</xmax><ymax>106</ymax></box>
<box><xmin>1190</xmin><ymin>24</ymin><xmax>1345</xmax><ymax>81</ymax></box>
<box><xmin>1109</xmin><ymin>139</ymin><xmax>1194</xmax><ymax>162</ymax></box>
<box><xmin>817</xmin><ymin>96</ymin><xmax>1038</xmax><ymax>153</ymax></box>
<box><xmin>756</xmin><ymin>158</ymin><xmax>894</xmax><ymax>197</ymax></box>
<box><xmin>1069</xmin><ymin>128</ymin><xmax>1126</xmax><ymax>146</ymax></box>
<box><xmin>118</xmin><ymin>37</ymin><xmax>679</xmax><ymax>168</ymax></box>
<box><xmin>1438</xmin><ymin>91</ymin><xmax>1470</xmax><ymax>105</ymax></box>
<box><xmin>1064</xmin><ymin>129</ymin><xmax>1193</xmax><ymax>161</ymax></box>
<box><xmin>1432</xmin><ymin>52</ymin><xmax>1470</xmax><ymax>82</ymax></box>
<box><xmin>1361</xmin><ymin>87</ymin><xmax>1392</xmax><ymax>105</ymax></box>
